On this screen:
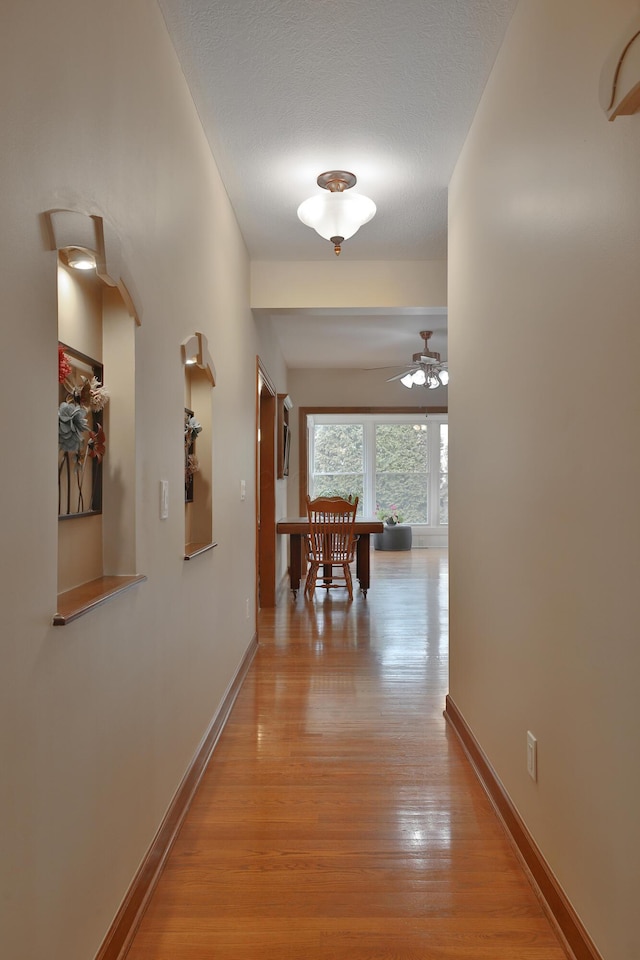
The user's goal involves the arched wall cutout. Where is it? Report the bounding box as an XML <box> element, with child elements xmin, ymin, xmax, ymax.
<box><xmin>182</xmin><ymin>332</ymin><xmax>216</xmax><ymax>559</ymax></box>
<box><xmin>181</xmin><ymin>332</ymin><xmax>216</xmax><ymax>385</ymax></box>
<box><xmin>52</xmin><ymin>208</ymin><xmax>143</xmax><ymax>622</ymax></box>
<box><xmin>42</xmin><ymin>207</ymin><xmax>142</xmax><ymax>324</ymax></box>
<box><xmin>600</xmin><ymin>15</ymin><xmax>640</xmax><ymax>120</ymax></box>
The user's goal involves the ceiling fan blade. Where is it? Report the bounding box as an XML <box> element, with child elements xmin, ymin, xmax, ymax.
<box><xmin>386</xmin><ymin>370</ymin><xmax>413</xmax><ymax>382</ymax></box>
<box><xmin>364</xmin><ymin>363</ymin><xmax>409</xmax><ymax>371</ymax></box>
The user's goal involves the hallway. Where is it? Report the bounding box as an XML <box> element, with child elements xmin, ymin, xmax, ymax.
<box><xmin>126</xmin><ymin>550</ymin><xmax>567</xmax><ymax>959</ymax></box>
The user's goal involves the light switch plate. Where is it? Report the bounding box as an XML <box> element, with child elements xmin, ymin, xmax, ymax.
<box><xmin>160</xmin><ymin>480</ymin><xmax>169</xmax><ymax>519</ymax></box>
<box><xmin>527</xmin><ymin>731</ymin><xmax>537</xmax><ymax>781</ymax></box>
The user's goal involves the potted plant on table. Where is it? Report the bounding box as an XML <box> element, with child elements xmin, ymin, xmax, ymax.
<box><xmin>374</xmin><ymin>505</ymin><xmax>412</xmax><ymax>551</ymax></box>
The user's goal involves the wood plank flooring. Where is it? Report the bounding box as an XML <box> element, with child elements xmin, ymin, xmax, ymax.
<box><xmin>125</xmin><ymin>549</ymin><xmax>568</xmax><ymax>960</ymax></box>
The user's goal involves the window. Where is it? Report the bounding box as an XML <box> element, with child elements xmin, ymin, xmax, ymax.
<box><xmin>375</xmin><ymin>423</ymin><xmax>429</xmax><ymax>523</ymax></box>
<box><xmin>309</xmin><ymin>422</ymin><xmax>364</xmax><ymax>505</ymax></box>
<box><xmin>439</xmin><ymin>423</ymin><xmax>448</xmax><ymax>525</ymax></box>
<box><xmin>307</xmin><ymin>413</ymin><xmax>448</xmax><ymax>538</ymax></box>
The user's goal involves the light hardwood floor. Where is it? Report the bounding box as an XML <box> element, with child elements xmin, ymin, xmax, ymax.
<box><xmin>126</xmin><ymin>549</ymin><xmax>568</xmax><ymax>959</ymax></box>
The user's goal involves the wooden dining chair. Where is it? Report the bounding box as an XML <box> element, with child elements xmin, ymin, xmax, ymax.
<box><xmin>304</xmin><ymin>495</ymin><xmax>359</xmax><ymax>600</ymax></box>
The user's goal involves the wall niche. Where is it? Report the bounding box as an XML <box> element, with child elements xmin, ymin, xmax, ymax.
<box><xmin>45</xmin><ymin>209</ymin><xmax>145</xmax><ymax>624</ymax></box>
<box><xmin>181</xmin><ymin>332</ymin><xmax>216</xmax><ymax>559</ymax></box>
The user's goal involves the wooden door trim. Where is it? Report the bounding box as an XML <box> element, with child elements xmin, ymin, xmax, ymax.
<box><xmin>257</xmin><ymin>358</ymin><xmax>277</xmax><ymax>608</ymax></box>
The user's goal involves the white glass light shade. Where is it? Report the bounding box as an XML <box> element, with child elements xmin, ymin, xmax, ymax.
<box><xmin>439</xmin><ymin>369</ymin><xmax>449</xmax><ymax>385</ymax></box>
<box><xmin>400</xmin><ymin>373</ymin><xmax>414</xmax><ymax>389</ymax></box>
<box><xmin>297</xmin><ymin>191</ymin><xmax>376</xmax><ymax>241</ymax></box>
<box><xmin>412</xmin><ymin>369</ymin><xmax>426</xmax><ymax>386</ymax></box>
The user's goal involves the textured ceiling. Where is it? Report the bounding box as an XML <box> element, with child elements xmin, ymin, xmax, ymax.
<box><xmin>158</xmin><ymin>0</ymin><xmax>517</xmax><ymax>262</ymax></box>
<box><xmin>157</xmin><ymin>0</ymin><xmax>518</xmax><ymax>366</ymax></box>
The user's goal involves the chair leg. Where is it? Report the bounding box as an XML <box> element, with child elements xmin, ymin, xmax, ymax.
<box><xmin>305</xmin><ymin>562</ymin><xmax>318</xmax><ymax>599</ymax></box>
<box><xmin>306</xmin><ymin>561</ymin><xmax>356</xmax><ymax>600</ymax></box>
<box><xmin>344</xmin><ymin>563</ymin><xmax>353</xmax><ymax>600</ymax></box>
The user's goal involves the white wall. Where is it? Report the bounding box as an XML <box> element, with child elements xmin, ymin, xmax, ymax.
<box><xmin>251</xmin><ymin>259</ymin><xmax>447</xmax><ymax>309</ymax></box>
<box><xmin>0</xmin><ymin>3</ymin><xmax>287</xmax><ymax>959</ymax></box>
<box><xmin>448</xmin><ymin>2</ymin><xmax>640</xmax><ymax>958</ymax></box>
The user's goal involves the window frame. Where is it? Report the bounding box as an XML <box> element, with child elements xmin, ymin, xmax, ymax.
<box><xmin>303</xmin><ymin>409</ymin><xmax>448</xmax><ymax>542</ymax></box>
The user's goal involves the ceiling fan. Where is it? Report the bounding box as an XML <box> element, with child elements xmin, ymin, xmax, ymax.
<box><xmin>387</xmin><ymin>330</ymin><xmax>449</xmax><ymax>389</ymax></box>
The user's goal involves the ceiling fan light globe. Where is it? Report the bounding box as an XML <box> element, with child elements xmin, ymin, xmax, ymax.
<box><xmin>297</xmin><ymin>191</ymin><xmax>376</xmax><ymax>242</ymax></box>
<box><xmin>438</xmin><ymin>369</ymin><xmax>449</xmax><ymax>385</ymax></box>
<box><xmin>412</xmin><ymin>369</ymin><xmax>426</xmax><ymax>386</ymax></box>
<box><xmin>400</xmin><ymin>373</ymin><xmax>414</xmax><ymax>388</ymax></box>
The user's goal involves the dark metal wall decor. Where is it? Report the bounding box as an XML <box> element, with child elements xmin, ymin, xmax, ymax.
<box><xmin>58</xmin><ymin>342</ymin><xmax>108</xmax><ymax>519</ymax></box>
<box><xmin>283</xmin><ymin>421</ymin><xmax>291</xmax><ymax>477</ymax></box>
<box><xmin>184</xmin><ymin>408</ymin><xmax>202</xmax><ymax>503</ymax></box>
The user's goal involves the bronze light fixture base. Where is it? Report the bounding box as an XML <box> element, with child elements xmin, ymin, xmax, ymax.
<box><xmin>413</xmin><ymin>331</ymin><xmax>442</xmax><ymax>363</ymax></box>
<box><xmin>316</xmin><ymin>170</ymin><xmax>357</xmax><ymax>192</ymax></box>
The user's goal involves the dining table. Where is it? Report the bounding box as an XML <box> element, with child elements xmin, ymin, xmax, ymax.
<box><xmin>276</xmin><ymin>517</ymin><xmax>384</xmax><ymax>598</ymax></box>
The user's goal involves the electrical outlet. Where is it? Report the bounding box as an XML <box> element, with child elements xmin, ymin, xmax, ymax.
<box><xmin>240</xmin><ymin>479</ymin><xmax>246</xmax><ymax>501</ymax></box>
<box><xmin>527</xmin><ymin>731</ymin><xmax>537</xmax><ymax>781</ymax></box>
<box><xmin>245</xmin><ymin>598</ymin><xmax>250</xmax><ymax>619</ymax></box>
<box><xmin>160</xmin><ymin>480</ymin><xmax>169</xmax><ymax>519</ymax></box>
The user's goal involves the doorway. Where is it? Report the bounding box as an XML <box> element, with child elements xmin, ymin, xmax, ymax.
<box><xmin>256</xmin><ymin>359</ymin><xmax>276</xmax><ymax>607</ymax></box>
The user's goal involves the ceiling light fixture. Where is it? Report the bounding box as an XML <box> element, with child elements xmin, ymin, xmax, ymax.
<box><xmin>387</xmin><ymin>331</ymin><xmax>449</xmax><ymax>390</ymax></box>
<box><xmin>64</xmin><ymin>246</ymin><xmax>97</xmax><ymax>271</ymax></box>
<box><xmin>297</xmin><ymin>171</ymin><xmax>376</xmax><ymax>257</ymax></box>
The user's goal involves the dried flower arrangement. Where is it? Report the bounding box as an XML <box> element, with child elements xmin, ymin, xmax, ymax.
<box><xmin>185</xmin><ymin>411</ymin><xmax>202</xmax><ymax>502</ymax></box>
<box><xmin>58</xmin><ymin>344</ymin><xmax>109</xmax><ymax>515</ymax></box>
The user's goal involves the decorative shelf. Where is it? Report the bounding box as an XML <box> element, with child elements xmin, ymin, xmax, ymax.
<box><xmin>184</xmin><ymin>541</ymin><xmax>218</xmax><ymax>560</ymax></box>
<box><xmin>53</xmin><ymin>575</ymin><xmax>147</xmax><ymax>625</ymax></box>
